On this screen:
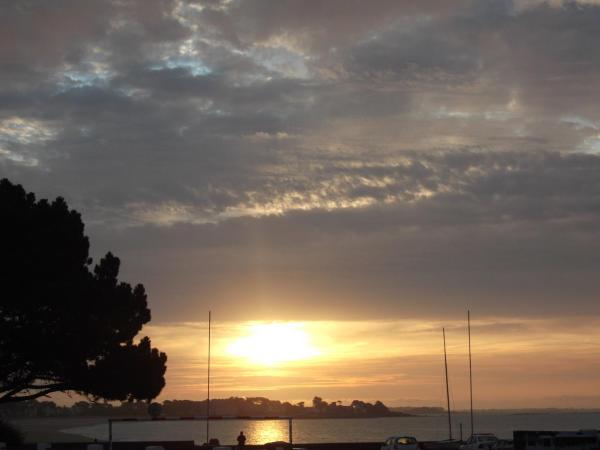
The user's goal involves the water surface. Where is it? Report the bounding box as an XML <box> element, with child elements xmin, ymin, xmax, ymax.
<box><xmin>64</xmin><ymin>412</ymin><xmax>600</xmax><ymax>445</ymax></box>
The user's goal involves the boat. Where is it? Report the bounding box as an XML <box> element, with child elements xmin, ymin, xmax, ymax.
<box><xmin>424</xmin><ymin>328</ymin><xmax>463</xmax><ymax>450</ymax></box>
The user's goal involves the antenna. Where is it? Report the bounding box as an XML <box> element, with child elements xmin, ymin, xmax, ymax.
<box><xmin>206</xmin><ymin>310</ymin><xmax>211</xmax><ymax>444</ymax></box>
<box><xmin>443</xmin><ymin>327</ymin><xmax>452</xmax><ymax>440</ymax></box>
<box><xmin>468</xmin><ymin>310</ymin><xmax>474</xmax><ymax>437</ymax></box>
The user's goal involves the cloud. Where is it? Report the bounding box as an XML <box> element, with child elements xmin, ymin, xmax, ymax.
<box><xmin>3</xmin><ymin>0</ymin><xmax>600</xmax><ymax>331</ymax></box>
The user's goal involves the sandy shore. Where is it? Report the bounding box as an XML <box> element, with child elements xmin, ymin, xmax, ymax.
<box><xmin>8</xmin><ymin>417</ymin><xmax>108</xmax><ymax>443</ymax></box>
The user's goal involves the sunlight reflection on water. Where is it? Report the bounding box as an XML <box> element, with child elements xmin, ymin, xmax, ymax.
<box><xmin>244</xmin><ymin>420</ymin><xmax>288</xmax><ymax>445</ymax></box>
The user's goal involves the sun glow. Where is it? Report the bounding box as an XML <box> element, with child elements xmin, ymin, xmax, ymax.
<box><xmin>227</xmin><ymin>323</ymin><xmax>320</xmax><ymax>365</ymax></box>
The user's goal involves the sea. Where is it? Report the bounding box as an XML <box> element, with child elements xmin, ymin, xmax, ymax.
<box><xmin>63</xmin><ymin>411</ymin><xmax>600</xmax><ymax>445</ymax></box>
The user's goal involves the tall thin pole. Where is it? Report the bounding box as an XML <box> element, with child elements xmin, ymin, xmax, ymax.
<box><xmin>443</xmin><ymin>328</ymin><xmax>452</xmax><ymax>441</ymax></box>
<box><xmin>468</xmin><ymin>310</ymin><xmax>474</xmax><ymax>437</ymax></box>
<box><xmin>206</xmin><ymin>310</ymin><xmax>211</xmax><ymax>444</ymax></box>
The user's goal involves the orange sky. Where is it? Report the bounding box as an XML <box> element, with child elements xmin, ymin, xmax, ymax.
<box><xmin>139</xmin><ymin>316</ymin><xmax>600</xmax><ymax>409</ymax></box>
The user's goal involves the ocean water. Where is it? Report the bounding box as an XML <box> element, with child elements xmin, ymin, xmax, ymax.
<box><xmin>63</xmin><ymin>412</ymin><xmax>600</xmax><ymax>446</ymax></box>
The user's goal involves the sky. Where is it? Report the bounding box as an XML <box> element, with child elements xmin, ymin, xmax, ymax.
<box><xmin>2</xmin><ymin>0</ymin><xmax>600</xmax><ymax>409</ymax></box>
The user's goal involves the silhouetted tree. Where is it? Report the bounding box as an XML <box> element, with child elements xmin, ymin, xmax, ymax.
<box><xmin>312</xmin><ymin>396</ymin><xmax>327</xmax><ymax>413</ymax></box>
<box><xmin>0</xmin><ymin>179</ymin><xmax>167</xmax><ymax>404</ymax></box>
<box><xmin>372</xmin><ymin>400</ymin><xmax>389</xmax><ymax>415</ymax></box>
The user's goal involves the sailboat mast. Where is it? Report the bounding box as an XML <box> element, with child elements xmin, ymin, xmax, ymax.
<box><xmin>468</xmin><ymin>310</ymin><xmax>474</xmax><ymax>437</ymax></box>
<box><xmin>443</xmin><ymin>327</ymin><xmax>452</xmax><ymax>440</ymax></box>
<box><xmin>206</xmin><ymin>310</ymin><xmax>211</xmax><ymax>444</ymax></box>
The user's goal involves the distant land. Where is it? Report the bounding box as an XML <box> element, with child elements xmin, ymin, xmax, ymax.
<box><xmin>462</xmin><ymin>408</ymin><xmax>600</xmax><ymax>414</ymax></box>
<box><xmin>4</xmin><ymin>399</ymin><xmax>598</xmax><ymax>421</ymax></box>
<box><xmin>0</xmin><ymin>397</ymin><xmax>412</xmax><ymax>420</ymax></box>
<box><xmin>389</xmin><ymin>407</ymin><xmax>444</xmax><ymax>415</ymax></box>
<box><xmin>391</xmin><ymin>407</ymin><xmax>600</xmax><ymax>415</ymax></box>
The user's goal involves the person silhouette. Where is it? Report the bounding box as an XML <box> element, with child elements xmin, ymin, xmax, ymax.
<box><xmin>237</xmin><ymin>431</ymin><xmax>246</xmax><ymax>448</ymax></box>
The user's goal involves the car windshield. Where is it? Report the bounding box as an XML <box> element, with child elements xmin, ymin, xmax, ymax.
<box><xmin>479</xmin><ymin>437</ymin><xmax>498</xmax><ymax>442</ymax></box>
<box><xmin>397</xmin><ymin>438</ymin><xmax>417</xmax><ymax>445</ymax></box>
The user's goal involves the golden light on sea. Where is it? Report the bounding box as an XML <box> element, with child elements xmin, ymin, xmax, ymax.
<box><xmin>226</xmin><ymin>323</ymin><xmax>320</xmax><ymax>366</ymax></box>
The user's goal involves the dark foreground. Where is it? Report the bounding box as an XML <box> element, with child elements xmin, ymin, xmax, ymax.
<box><xmin>3</xmin><ymin>440</ymin><xmax>465</xmax><ymax>450</ymax></box>
<box><xmin>4</xmin><ymin>442</ymin><xmax>382</xmax><ymax>450</ymax></box>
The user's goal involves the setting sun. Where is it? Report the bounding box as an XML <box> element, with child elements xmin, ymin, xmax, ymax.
<box><xmin>227</xmin><ymin>323</ymin><xmax>319</xmax><ymax>365</ymax></box>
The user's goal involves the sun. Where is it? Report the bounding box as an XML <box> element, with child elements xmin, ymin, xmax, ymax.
<box><xmin>227</xmin><ymin>323</ymin><xmax>320</xmax><ymax>366</ymax></box>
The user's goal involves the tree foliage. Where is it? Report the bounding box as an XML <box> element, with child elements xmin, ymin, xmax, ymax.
<box><xmin>0</xmin><ymin>178</ymin><xmax>167</xmax><ymax>403</ymax></box>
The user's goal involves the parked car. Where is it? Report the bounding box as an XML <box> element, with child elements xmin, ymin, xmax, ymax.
<box><xmin>382</xmin><ymin>435</ymin><xmax>420</xmax><ymax>450</ymax></box>
<box><xmin>460</xmin><ymin>434</ymin><xmax>499</xmax><ymax>450</ymax></box>
<box><xmin>495</xmin><ymin>439</ymin><xmax>513</xmax><ymax>450</ymax></box>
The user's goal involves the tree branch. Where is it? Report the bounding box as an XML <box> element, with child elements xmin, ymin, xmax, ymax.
<box><xmin>0</xmin><ymin>384</ymin><xmax>67</xmax><ymax>404</ymax></box>
<box><xmin>0</xmin><ymin>378</ymin><xmax>56</xmax><ymax>396</ymax></box>
<box><xmin>0</xmin><ymin>385</ymin><xmax>29</xmax><ymax>400</ymax></box>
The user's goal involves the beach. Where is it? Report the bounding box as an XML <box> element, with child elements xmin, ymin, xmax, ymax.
<box><xmin>8</xmin><ymin>417</ymin><xmax>107</xmax><ymax>443</ymax></box>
